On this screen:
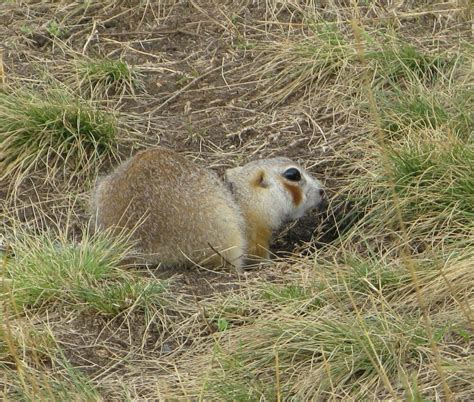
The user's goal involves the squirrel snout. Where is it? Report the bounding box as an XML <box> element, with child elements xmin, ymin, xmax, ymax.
<box><xmin>306</xmin><ymin>181</ymin><xmax>326</xmax><ymax>210</ymax></box>
<box><xmin>315</xmin><ymin>187</ymin><xmax>328</xmax><ymax>212</ymax></box>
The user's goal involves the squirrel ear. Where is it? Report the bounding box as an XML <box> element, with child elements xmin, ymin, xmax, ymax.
<box><xmin>252</xmin><ymin>170</ymin><xmax>269</xmax><ymax>188</ymax></box>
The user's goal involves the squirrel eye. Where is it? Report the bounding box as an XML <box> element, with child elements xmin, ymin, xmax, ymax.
<box><xmin>282</xmin><ymin>167</ymin><xmax>301</xmax><ymax>182</ymax></box>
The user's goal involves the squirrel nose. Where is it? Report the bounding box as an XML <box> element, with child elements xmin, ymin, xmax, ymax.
<box><xmin>317</xmin><ymin>188</ymin><xmax>329</xmax><ymax>212</ymax></box>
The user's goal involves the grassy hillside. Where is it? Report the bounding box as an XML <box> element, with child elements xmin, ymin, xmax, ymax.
<box><xmin>1</xmin><ymin>1</ymin><xmax>472</xmax><ymax>400</ymax></box>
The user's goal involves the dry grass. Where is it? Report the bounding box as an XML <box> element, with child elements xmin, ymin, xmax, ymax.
<box><xmin>1</xmin><ymin>0</ymin><xmax>472</xmax><ymax>400</ymax></box>
<box><xmin>196</xmin><ymin>251</ymin><xmax>473</xmax><ymax>400</ymax></box>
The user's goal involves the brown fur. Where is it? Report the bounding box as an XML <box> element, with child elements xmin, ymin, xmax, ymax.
<box><xmin>282</xmin><ymin>181</ymin><xmax>303</xmax><ymax>206</ymax></box>
<box><xmin>245</xmin><ymin>210</ymin><xmax>273</xmax><ymax>259</ymax></box>
<box><xmin>92</xmin><ymin>147</ymin><xmax>246</xmax><ymax>269</ymax></box>
<box><xmin>92</xmin><ymin>147</ymin><xmax>324</xmax><ymax>269</ymax></box>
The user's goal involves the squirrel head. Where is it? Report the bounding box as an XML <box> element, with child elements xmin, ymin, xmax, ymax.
<box><xmin>224</xmin><ymin>157</ymin><xmax>324</xmax><ymax>231</ymax></box>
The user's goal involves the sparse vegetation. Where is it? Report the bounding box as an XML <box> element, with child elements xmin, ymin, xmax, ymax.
<box><xmin>46</xmin><ymin>20</ymin><xmax>63</xmax><ymax>38</ymax></box>
<box><xmin>0</xmin><ymin>0</ymin><xmax>472</xmax><ymax>400</ymax></box>
<box><xmin>74</xmin><ymin>56</ymin><xmax>141</xmax><ymax>96</ymax></box>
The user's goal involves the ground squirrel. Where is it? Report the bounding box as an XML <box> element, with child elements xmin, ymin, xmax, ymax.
<box><xmin>91</xmin><ymin>147</ymin><xmax>324</xmax><ymax>269</ymax></box>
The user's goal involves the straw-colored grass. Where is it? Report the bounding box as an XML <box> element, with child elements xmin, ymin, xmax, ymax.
<box><xmin>194</xmin><ymin>249</ymin><xmax>473</xmax><ymax>400</ymax></box>
<box><xmin>0</xmin><ymin>0</ymin><xmax>472</xmax><ymax>400</ymax></box>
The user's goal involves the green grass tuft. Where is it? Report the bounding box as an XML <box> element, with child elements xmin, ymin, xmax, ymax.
<box><xmin>0</xmin><ymin>84</ymin><xmax>118</xmax><ymax>180</ymax></box>
<box><xmin>75</xmin><ymin>56</ymin><xmax>140</xmax><ymax>95</ymax></box>
<box><xmin>261</xmin><ymin>283</ymin><xmax>325</xmax><ymax>311</ymax></box>
<box><xmin>379</xmin><ymin>88</ymin><xmax>472</xmax><ymax>139</ymax></box>
<box><xmin>3</xmin><ymin>229</ymin><xmax>169</xmax><ymax>315</ymax></box>
<box><xmin>348</xmin><ymin>128</ymin><xmax>474</xmax><ymax>243</ymax></box>
<box><xmin>389</xmin><ymin>140</ymin><xmax>474</xmax><ymax>216</ymax></box>
<box><xmin>369</xmin><ymin>43</ymin><xmax>453</xmax><ymax>84</ymax></box>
